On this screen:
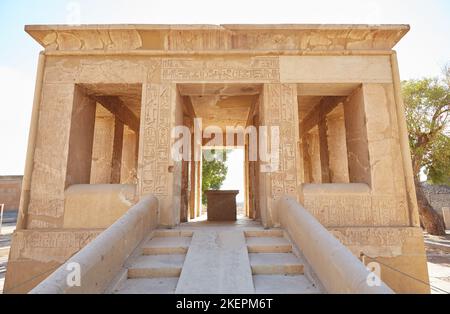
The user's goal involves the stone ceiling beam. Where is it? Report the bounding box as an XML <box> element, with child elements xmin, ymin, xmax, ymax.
<box><xmin>93</xmin><ymin>96</ymin><xmax>140</xmax><ymax>133</ymax></box>
<box><xmin>300</xmin><ymin>96</ymin><xmax>346</xmax><ymax>138</ymax></box>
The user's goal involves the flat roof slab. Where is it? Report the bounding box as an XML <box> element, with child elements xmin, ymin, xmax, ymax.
<box><xmin>25</xmin><ymin>24</ymin><xmax>409</xmax><ymax>52</ymax></box>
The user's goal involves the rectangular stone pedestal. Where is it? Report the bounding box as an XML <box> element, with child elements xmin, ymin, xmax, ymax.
<box><xmin>205</xmin><ymin>190</ymin><xmax>239</xmax><ymax>221</ymax></box>
<box><xmin>443</xmin><ymin>207</ymin><xmax>450</xmax><ymax>230</ymax></box>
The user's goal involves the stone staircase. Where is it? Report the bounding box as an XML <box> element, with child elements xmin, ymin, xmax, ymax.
<box><xmin>245</xmin><ymin>230</ymin><xmax>321</xmax><ymax>294</ymax></box>
<box><xmin>111</xmin><ymin>228</ymin><xmax>321</xmax><ymax>294</ymax></box>
<box><xmin>113</xmin><ymin>230</ymin><xmax>193</xmax><ymax>294</ymax></box>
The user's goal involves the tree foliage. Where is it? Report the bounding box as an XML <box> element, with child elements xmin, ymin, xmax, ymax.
<box><xmin>201</xmin><ymin>149</ymin><xmax>228</xmax><ymax>204</ymax></box>
<box><xmin>402</xmin><ymin>67</ymin><xmax>449</xmax><ymax>235</ymax></box>
<box><xmin>425</xmin><ymin>133</ymin><xmax>450</xmax><ymax>185</ymax></box>
<box><xmin>403</xmin><ymin>71</ymin><xmax>450</xmax><ymax>179</ymax></box>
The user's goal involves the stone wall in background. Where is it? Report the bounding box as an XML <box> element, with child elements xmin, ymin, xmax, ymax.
<box><xmin>422</xmin><ymin>183</ymin><xmax>450</xmax><ymax>217</ymax></box>
<box><xmin>0</xmin><ymin>176</ymin><xmax>23</xmax><ymax>211</ymax></box>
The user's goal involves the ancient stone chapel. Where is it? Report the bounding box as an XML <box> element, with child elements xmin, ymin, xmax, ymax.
<box><xmin>4</xmin><ymin>24</ymin><xmax>429</xmax><ymax>294</ymax></box>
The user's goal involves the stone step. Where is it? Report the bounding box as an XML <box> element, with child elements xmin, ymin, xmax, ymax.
<box><xmin>244</xmin><ymin>229</ymin><xmax>284</xmax><ymax>238</ymax></box>
<box><xmin>154</xmin><ymin>230</ymin><xmax>194</xmax><ymax>238</ymax></box>
<box><xmin>246</xmin><ymin>237</ymin><xmax>292</xmax><ymax>253</ymax></box>
<box><xmin>142</xmin><ymin>236</ymin><xmax>191</xmax><ymax>255</ymax></box>
<box><xmin>113</xmin><ymin>278</ymin><xmax>179</xmax><ymax>294</ymax></box>
<box><xmin>127</xmin><ymin>254</ymin><xmax>185</xmax><ymax>278</ymax></box>
<box><xmin>249</xmin><ymin>253</ymin><xmax>304</xmax><ymax>275</ymax></box>
<box><xmin>253</xmin><ymin>275</ymin><xmax>321</xmax><ymax>294</ymax></box>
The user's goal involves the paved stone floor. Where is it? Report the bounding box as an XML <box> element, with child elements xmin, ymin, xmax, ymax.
<box><xmin>424</xmin><ymin>231</ymin><xmax>450</xmax><ymax>294</ymax></box>
<box><xmin>1</xmin><ymin>211</ymin><xmax>18</xmax><ymax>294</ymax></box>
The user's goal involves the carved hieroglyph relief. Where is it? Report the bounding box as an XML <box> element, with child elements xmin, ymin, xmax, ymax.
<box><xmin>161</xmin><ymin>57</ymin><xmax>280</xmax><ymax>82</ymax></box>
<box><xmin>304</xmin><ymin>194</ymin><xmax>409</xmax><ymax>227</ymax></box>
<box><xmin>261</xmin><ymin>84</ymin><xmax>300</xmax><ymax>200</ymax></box>
<box><xmin>139</xmin><ymin>83</ymin><xmax>173</xmax><ymax>197</ymax></box>
<box><xmin>9</xmin><ymin>230</ymin><xmax>101</xmax><ymax>263</ymax></box>
<box><xmin>329</xmin><ymin>227</ymin><xmax>423</xmax><ymax>258</ymax></box>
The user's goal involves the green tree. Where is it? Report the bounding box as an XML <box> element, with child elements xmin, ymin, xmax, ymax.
<box><xmin>403</xmin><ymin>67</ymin><xmax>450</xmax><ymax>235</ymax></box>
<box><xmin>425</xmin><ymin>133</ymin><xmax>450</xmax><ymax>185</ymax></box>
<box><xmin>201</xmin><ymin>150</ymin><xmax>228</xmax><ymax>205</ymax></box>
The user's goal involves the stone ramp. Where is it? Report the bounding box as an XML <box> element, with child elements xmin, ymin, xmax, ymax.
<box><xmin>175</xmin><ymin>230</ymin><xmax>254</xmax><ymax>294</ymax></box>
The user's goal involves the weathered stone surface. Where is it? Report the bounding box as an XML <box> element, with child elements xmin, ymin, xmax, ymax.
<box><xmin>330</xmin><ymin>227</ymin><xmax>429</xmax><ymax>294</ymax></box>
<box><xmin>25</xmin><ymin>24</ymin><xmax>409</xmax><ymax>52</ymax></box>
<box><xmin>205</xmin><ymin>190</ymin><xmax>239</xmax><ymax>221</ymax></box>
<box><xmin>5</xmin><ymin>24</ymin><xmax>429</xmax><ymax>294</ymax></box>
<box><xmin>0</xmin><ymin>176</ymin><xmax>22</xmax><ymax>211</ymax></box>
<box><xmin>4</xmin><ymin>229</ymin><xmax>101</xmax><ymax>293</ymax></box>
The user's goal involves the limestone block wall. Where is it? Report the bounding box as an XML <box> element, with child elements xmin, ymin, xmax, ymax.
<box><xmin>4</xmin><ymin>229</ymin><xmax>101</xmax><ymax>293</ymax></box>
<box><xmin>330</xmin><ymin>227</ymin><xmax>429</xmax><ymax>293</ymax></box>
<box><xmin>0</xmin><ymin>176</ymin><xmax>22</xmax><ymax>211</ymax></box>
<box><xmin>422</xmin><ymin>183</ymin><xmax>450</xmax><ymax>217</ymax></box>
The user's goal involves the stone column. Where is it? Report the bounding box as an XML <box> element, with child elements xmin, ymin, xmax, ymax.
<box><xmin>443</xmin><ymin>207</ymin><xmax>450</xmax><ymax>230</ymax></box>
<box><xmin>344</xmin><ymin>87</ymin><xmax>371</xmax><ymax>185</ymax></box>
<box><xmin>138</xmin><ymin>83</ymin><xmax>181</xmax><ymax>227</ymax></box>
<box><xmin>362</xmin><ymin>83</ymin><xmax>409</xmax><ymax>226</ymax></box>
<box><xmin>326</xmin><ymin>104</ymin><xmax>350</xmax><ymax>183</ymax></box>
<box><xmin>90</xmin><ymin>106</ymin><xmax>115</xmax><ymax>184</ymax></box>
<box><xmin>189</xmin><ymin>134</ymin><xmax>196</xmax><ymax>220</ymax></box>
<box><xmin>318</xmin><ymin>119</ymin><xmax>330</xmax><ymax>183</ymax></box>
<box><xmin>259</xmin><ymin>84</ymin><xmax>300</xmax><ymax>227</ymax></box>
<box><xmin>27</xmin><ymin>83</ymin><xmax>84</xmax><ymax>228</ymax></box>
<box><xmin>65</xmin><ymin>85</ymin><xmax>97</xmax><ymax>187</ymax></box>
<box><xmin>303</xmin><ymin>129</ymin><xmax>321</xmax><ymax>183</ymax></box>
<box><xmin>110</xmin><ymin>117</ymin><xmax>124</xmax><ymax>184</ymax></box>
<box><xmin>245</xmin><ymin>143</ymin><xmax>255</xmax><ymax>218</ymax></box>
<box><xmin>196</xmin><ymin>159</ymin><xmax>202</xmax><ymax>217</ymax></box>
<box><xmin>120</xmin><ymin>126</ymin><xmax>137</xmax><ymax>184</ymax></box>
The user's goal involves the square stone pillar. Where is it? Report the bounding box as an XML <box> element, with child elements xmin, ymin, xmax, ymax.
<box><xmin>443</xmin><ymin>207</ymin><xmax>450</xmax><ymax>230</ymax></box>
<box><xmin>110</xmin><ymin>117</ymin><xmax>124</xmax><ymax>184</ymax></box>
<box><xmin>138</xmin><ymin>83</ymin><xmax>182</xmax><ymax>227</ymax></box>
<box><xmin>90</xmin><ymin>106</ymin><xmax>114</xmax><ymax>183</ymax></box>
<box><xmin>259</xmin><ymin>84</ymin><xmax>300</xmax><ymax>227</ymax></box>
<box><xmin>28</xmin><ymin>84</ymin><xmax>94</xmax><ymax>229</ymax></box>
<box><xmin>120</xmin><ymin>125</ymin><xmax>138</xmax><ymax>184</ymax></box>
<box><xmin>66</xmin><ymin>85</ymin><xmax>97</xmax><ymax>187</ymax></box>
<box><xmin>344</xmin><ymin>87</ymin><xmax>371</xmax><ymax>185</ymax></box>
<box><xmin>303</xmin><ymin>127</ymin><xmax>322</xmax><ymax>183</ymax></box>
<box><xmin>362</xmin><ymin>83</ymin><xmax>409</xmax><ymax>226</ymax></box>
<box><xmin>326</xmin><ymin>104</ymin><xmax>350</xmax><ymax>183</ymax></box>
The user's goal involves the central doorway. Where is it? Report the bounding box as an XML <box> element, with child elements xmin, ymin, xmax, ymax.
<box><xmin>191</xmin><ymin>147</ymin><xmax>246</xmax><ymax>222</ymax></box>
<box><xmin>176</xmin><ymin>83</ymin><xmax>262</xmax><ymax>224</ymax></box>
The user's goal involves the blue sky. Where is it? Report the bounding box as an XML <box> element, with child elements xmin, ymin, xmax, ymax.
<box><xmin>0</xmin><ymin>0</ymin><xmax>449</xmax><ymax>177</ymax></box>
